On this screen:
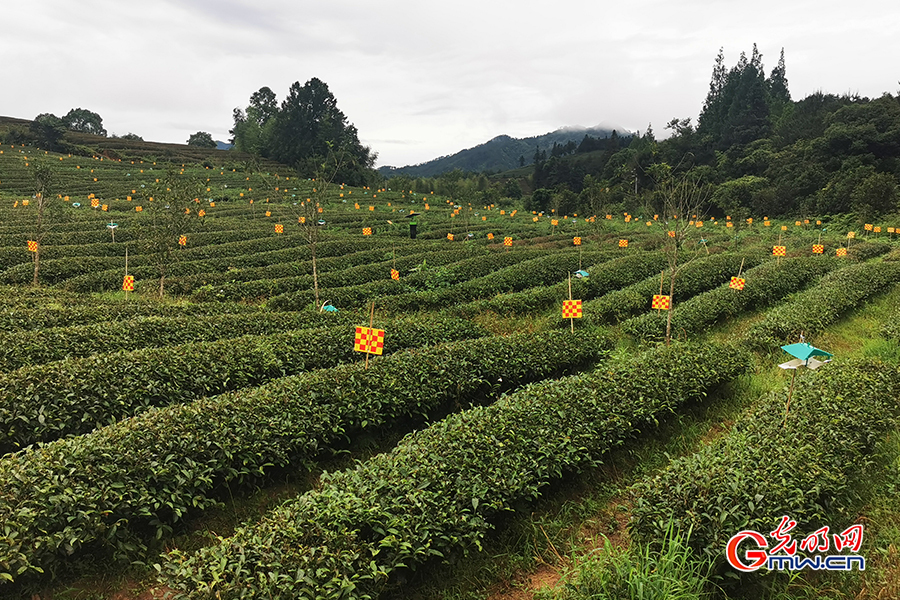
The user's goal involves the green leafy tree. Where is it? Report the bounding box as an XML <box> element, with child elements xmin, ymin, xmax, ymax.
<box><xmin>698</xmin><ymin>45</ymin><xmax>777</xmax><ymax>150</ymax></box>
<box><xmin>30</xmin><ymin>114</ymin><xmax>66</xmax><ymax>151</ymax></box>
<box><xmin>187</xmin><ymin>131</ymin><xmax>217</xmax><ymax>148</ymax></box>
<box><xmin>230</xmin><ymin>86</ymin><xmax>279</xmax><ymax>155</ymax></box>
<box><xmin>852</xmin><ymin>171</ymin><xmax>898</xmax><ymax>222</ymax></box>
<box><xmin>113</xmin><ymin>132</ymin><xmax>144</xmax><ymax>141</ymax></box>
<box><xmin>137</xmin><ymin>172</ymin><xmax>203</xmax><ymax>297</ymax></box>
<box><xmin>501</xmin><ymin>178</ymin><xmax>522</xmax><ymax>199</ymax></box>
<box><xmin>710</xmin><ymin>175</ymin><xmax>769</xmax><ymax>218</ymax></box>
<box><xmin>768</xmin><ymin>47</ymin><xmax>791</xmax><ymax>104</ymax></box>
<box><xmin>62</xmin><ymin>108</ymin><xmax>107</xmax><ymax>136</ymax></box>
<box><xmin>269</xmin><ymin>78</ymin><xmax>376</xmax><ymax>184</ymax></box>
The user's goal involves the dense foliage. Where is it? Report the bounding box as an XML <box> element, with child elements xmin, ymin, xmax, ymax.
<box><xmin>630</xmin><ymin>359</ymin><xmax>900</xmax><ymax>568</ymax></box>
<box><xmin>230</xmin><ymin>80</ymin><xmax>376</xmax><ymax>185</ymax></box>
<box><xmin>386</xmin><ymin>45</ymin><xmax>900</xmax><ymax>225</ymax></box>
<box><xmin>162</xmin><ymin>342</ymin><xmax>750</xmax><ymax>599</ymax></box>
<box><xmin>0</xmin><ymin>329</ymin><xmax>610</xmax><ymax>585</ymax></box>
<box><xmin>0</xmin><ymin>316</ymin><xmax>485</xmax><ymax>453</ymax></box>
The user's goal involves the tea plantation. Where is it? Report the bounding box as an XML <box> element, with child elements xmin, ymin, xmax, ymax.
<box><xmin>1</xmin><ymin>143</ymin><xmax>899</xmax><ymax>599</ymax></box>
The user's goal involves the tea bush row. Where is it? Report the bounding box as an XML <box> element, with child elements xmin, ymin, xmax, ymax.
<box><xmin>629</xmin><ymin>359</ymin><xmax>900</xmax><ymax>566</ymax></box>
<box><xmin>621</xmin><ymin>256</ymin><xmax>840</xmax><ymax>341</ymax></box>
<box><xmin>450</xmin><ymin>252</ymin><xmax>669</xmax><ymax>317</ymax></box>
<box><xmin>0</xmin><ymin>329</ymin><xmax>611</xmax><ymax>585</ymax></box>
<box><xmin>582</xmin><ymin>252</ymin><xmax>765</xmax><ymax>324</ymax></box>
<box><xmin>162</xmin><ymin>341</ymin><xmax>750</xmax><ymax>599</ymax></box>
<box><xmin>0</xmin><ymin>310</ymin><xmax>361</xmax><ymax>372</ymax></box>
<box><xmin>0</xmin><ymin>316</ymin><xmax>485</xmax><ymax>453</ymax></box>
<box><xmin>741</xmin><ymin>261</ymin><xmax>900</xmax><ymax>351</ymax></box>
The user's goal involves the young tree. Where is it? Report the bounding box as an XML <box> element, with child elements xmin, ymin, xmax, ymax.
<box><xmin>580</xmin><ymin>174</ymin><xmax>609</xmax><ymax>235</ymax></box>
<box><xmin>138</xmin><ymin>171</ymin><xmax>203</xmax><ymax>297</ymax></box>
<box><xmin>255</xmin><ymin>148</ymin><xmax>349</xmax><ymax>309</ymax></box>
<box><xmin>28</xmin><ymin>161</ymin><xmax>61</xmax><ymax>286</ymax></box>
<box><xmin>296</xmin><ymin>150</ymin><xmax>351</xmax><ymax>308</ymax></box>
<box><xmin>645</xmin><ymin>166</ymin><xmax>711</xmax><ymax>345</ymax></box>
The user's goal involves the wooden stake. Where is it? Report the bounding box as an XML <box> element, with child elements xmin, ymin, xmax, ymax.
<box><xmin>124</xmin><ymin>247</ymin><xmax>129</xmax><ymax>301</ymax></box>
<box><xmin>658</xmin><ymin>270</ymin><xmax>664</xmax><ymax>314</ymax></box>
<box><xmin>783</xmin><ymin>368</ymin><xmax>797</xmax><ymax>425</ymax></box>
<box><xmin>737</xmin><ymin>258</ymin><xmax>745</xmax><ymax>278</ymax></box>
<box><xmin>568</xmin><ymin>273</ymin><xmax>574</xmax><ymax>333</ymax></box>
<box><xmin>366</xmin><ymin>300</ymin><xmax>375</xmax><ymax>370</ymax></box>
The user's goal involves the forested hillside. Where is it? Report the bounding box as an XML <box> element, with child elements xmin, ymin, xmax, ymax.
<box><xmin>398</xmin><ymin>45</ymin><xmax>900</xmax><ymax>223</ymax></box>
<box><xmin>378</xmin><ymin>125</ymin><xmax>627</xmax><ymax>177</ymax></box>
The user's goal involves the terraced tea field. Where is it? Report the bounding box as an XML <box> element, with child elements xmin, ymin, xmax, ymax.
<box><xmin>1</xmin><ymin>143</ymin><xmax>899</xmax><ymax>599</ymax></box>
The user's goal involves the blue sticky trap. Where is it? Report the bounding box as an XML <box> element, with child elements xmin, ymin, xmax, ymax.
<box><xmin>574</xmin><ymin>270</ymin><xmax>589</xmax><ymax>278</ymax></box>
<box><xmin>323</xmin><ymin>305</ymin><xmax>338</xmax><ymax>312</ymax></box>
<box><xmin>781</xmin><ymin>342</ymin><xmax>832</xmax><ymax>362</ymax></box>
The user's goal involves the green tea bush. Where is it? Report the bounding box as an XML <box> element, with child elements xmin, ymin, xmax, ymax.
<box><xmin>622</xmin><ymin>256</ymin><xmax>839</xmax><ymax>341</ymax></box>
<box><xmin>742</xmin><ymin>261</ymin><xmax>900</xmax><ymax>351</ymax></box>
<box><xmin>0</xmin><ymin>329</ymin><xmax>610</xmax><ymax>585</ymax></box>
<box><xmin>630</xmin><ymin>359</ymin><xmax>900</xmax><ymax>565</ymax></box>
<box><xmin>451</xmin><ymin>252</ymin><xmax>668</xmax><ymax>317</ymax></box>
<box><xmin>162</xmin><ymin>342</ymin><xmax>750</xmax><ymax>599</ymax></box>
<box><xmin>0</xmin><ymin>310</ymin><xmax>361</xmax><ymax>371</ymax></box>
<box><xmin>194</xmin><ymin>246</ymin><xmax>531</xmax><ymax>303</ymax></box>
<box><xmin>0</xmin><ymin>299</ymin><xmax>261</xmax><ymax>334</ymax></box>
<box><xmin>266</xmin><ymin>249</ymin><xmax>592</xmax><ymax>312</ymax></box>
<box><xmin>582</xmin><ymin>253</ymin><xmax>765</xmax><ymax>324</ymax></box>
<box><xmin>0</xmin><ymin>316</ymin><xmax>485</xmax><ymax>453</ymax></box>
<box><xmin>380</xmin><ymin>251</ymin><xmax>612</xmax><ymax>314</ymax></box>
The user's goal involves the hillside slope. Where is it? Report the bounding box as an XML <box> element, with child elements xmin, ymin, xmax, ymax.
<box><xmin>379</xmin><ymin>125</ymin><xmax>629</xmax><ymax>177</ymax></box>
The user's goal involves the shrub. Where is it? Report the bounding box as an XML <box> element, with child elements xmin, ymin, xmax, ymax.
<box><xmin>741</xmin><ymin>261</ymin><xmax>900</xmax><ymax>352</ymax></box>
<box><xmin>630</xmin><ymin>359</ymin><xmax>900</xmax><ymax>571</ymax></box>
<box><xmin>621</xmin><ymin>256</ymin><xmax>839</xmax><ymax>341</ymax></box>
<box><xmin>0</xmin><ymin>329</ymin><xmax>611</xmax><ymax>584</ymax></box>
<box><xmin>0</xmin><ymin>316</ymin><xmax>486</xmax><ymax>453</ymax></box>
<box><xmin>162</xmin><ymin>341</ymin><xmax>750</xmax><ymax>599</ymax></box>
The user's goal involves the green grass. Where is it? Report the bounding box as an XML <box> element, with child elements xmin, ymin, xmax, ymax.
<box><xmin>535</xmin><ymin>526</ymin><xmax>711</xmax><ymax>600</ymax></box>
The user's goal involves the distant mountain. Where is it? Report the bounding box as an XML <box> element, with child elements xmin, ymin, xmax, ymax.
<box><xmin>216</xmin><ymin>140</ymin><xmax>234</xmax><ymax>150</ymax></box>
<box><xmin>379</xmin><ymin>125</ymin><xmax>630</xmax><ymax>177</ymax></box>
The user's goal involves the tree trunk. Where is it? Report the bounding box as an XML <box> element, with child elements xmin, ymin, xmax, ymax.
<box><xmin>159</xmin><ymin>262</ymin><xmax>167</xmax><ymax>298</ymax></box>
<box><xmin>665</xmin><ymin>272</ymin><xmax>676</xmax><ymax>346</ymax></box>
<box><xmin>311</xmin><ymin>241</ymin><xmax>320</xmax><ymax>308</ymax></box>
<box><xmin>32</xmin><ymin>247</ymin><xmax>40</xmax><ymax>287</ymax></box>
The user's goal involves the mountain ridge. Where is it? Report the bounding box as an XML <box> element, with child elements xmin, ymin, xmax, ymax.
<box><xmin>379</xmin><ymin>124</ymin><xmax>631</xmax><ymax>177</ymax></box>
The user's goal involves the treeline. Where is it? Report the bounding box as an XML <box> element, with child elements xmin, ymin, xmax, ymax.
<box><xmin>1</xmin><ymin>108</ymin><xmax>109</xmax><ymax>152</ymax></box>
<box><xmin>229</xmin><ymin>78</ymin><xmax>377</xmax><ymax>186</ymax></box>
<box><xmin>389</xmin><ymin>44</ymin><xmax>900</xmax><ymax>222</ymax></box>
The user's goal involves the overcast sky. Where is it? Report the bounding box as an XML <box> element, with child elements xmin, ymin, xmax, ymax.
<box><xmin>3</xmin><ymin>1</ymin><xmax>898</xmax><ymax>167</ymax></box>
